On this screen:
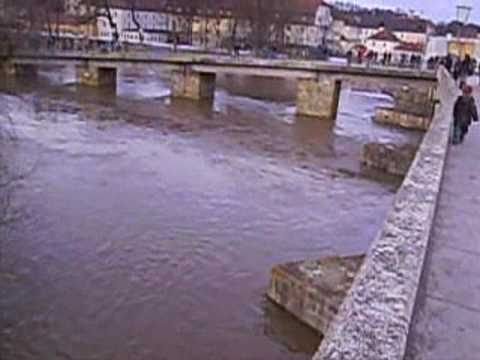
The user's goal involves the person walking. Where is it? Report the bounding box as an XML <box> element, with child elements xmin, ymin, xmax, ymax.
<box><xmin>453</xmin><ymin>85</ymin><xmax>479</xmax><ymax>145</ymax></box>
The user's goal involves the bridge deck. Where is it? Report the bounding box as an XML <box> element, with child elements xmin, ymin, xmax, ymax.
<box><xmin>3</xmin><ymin>51</ymin><xmax>437</xmax><ymax>82</ymax></box>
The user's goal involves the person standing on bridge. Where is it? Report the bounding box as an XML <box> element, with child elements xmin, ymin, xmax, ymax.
<box><xmin>453</xmin><ymin>85</ymin><xmax>479</xmax><ymax>145</ymax></box>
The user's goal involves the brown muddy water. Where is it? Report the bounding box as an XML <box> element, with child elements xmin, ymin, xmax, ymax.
<box><xmin>0</xmin><ymin>64</ymin><xmax>421</xmax><ymax>360</ymax></box>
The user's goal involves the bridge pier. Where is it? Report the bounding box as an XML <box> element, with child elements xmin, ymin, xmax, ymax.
<box><xmin>171</xmin><ymin>67</ymin><xmax>216</xmax><ymax>100</ymax></box>
<box><xmin>1</xmin><ymin>62</ymin><xmax>38</xmax><ymax>77</ymax></box>
<box><xmin>395</xmin><ymin>85</ymin><xmax>436</xmax><ymax>117</ymax></box>
<box><xmin>375</xmin><ymin>85</ymin><xmax>437</xmax><ymax>130</ymax></box>
<box><xmin>75</xmin><ymin>65</ymin><xmax>117</xmax><ymax>88</ymax></box>
<box><xmin>296</xmin><ymin>77</ymin><xmax>342</xmax><ymax>119</ymax></box>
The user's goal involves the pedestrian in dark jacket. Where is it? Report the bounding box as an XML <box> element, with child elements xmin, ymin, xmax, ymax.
<box><xmin>453</xmin><ymin>85</ymin><xmax>479</xmax><ymax>144</ymax></box>
<box><xmin>445</xmin><ymin>54</ymin><xmax>453</xmax><ymax>73</ymax></box>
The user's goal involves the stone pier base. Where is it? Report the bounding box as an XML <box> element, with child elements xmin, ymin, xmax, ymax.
<box><xmin>267</xmin><ymin>255</ymin><xmax>364</xmax><ymax>335</ymax></box>
<box><xmin>361</xmin><ymin>142</ymin><xmax>418</xmax><ymax>176</ymax></box>
<box><xmin>374</xmin><ymin>107</ymin><xmax>432</xmax><ymax>131</ymax></box>
<box><xmin>1</xmin><ymin>62</ymin><xmax>37</xmax><ymax>77</ymax></box>
<box><xmin>394</xmin><ymin>85</ymin><xmax>436</xmax><ymax>118</ymax></box>
<box><xmin>296</xmin><ymin>77</ymin><xmax>342</xmax><ymax>119</ymax></box>
<box><xmin>76</xmin><ymin>65</ymin><xmax>117</xmax><ymax>88</ymax></box>
<box><xmin>171</xmin><ymin>68</ymin><xmax>216</xmax><ymax>100</ymax></box>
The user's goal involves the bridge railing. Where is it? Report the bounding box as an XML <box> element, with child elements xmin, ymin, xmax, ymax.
<box><xmin>313</xmin><ymin>67</ymin><xmax>456</xmax><ymax>360</ymax></box>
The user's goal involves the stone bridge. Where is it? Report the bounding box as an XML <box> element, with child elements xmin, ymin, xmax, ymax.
<box><xmin>268</xmin><ymin>68</ymin><xmax>457</xmax><ymax>360</ymax></box>
<box><xmin>1</xmin><ymin>50</ymin><xmax>437</xmax><ymax>120</ymax></box>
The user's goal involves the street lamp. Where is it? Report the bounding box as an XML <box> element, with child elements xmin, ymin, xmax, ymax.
<box><xmin>455</xmin><ymin>2</ymin><xmax>473</xmax><ymax>58</ymax></box>
<box><xmin>456</xmin><ymin>4</ymin><xmax>472</xmax><ymax>24</ymax></box>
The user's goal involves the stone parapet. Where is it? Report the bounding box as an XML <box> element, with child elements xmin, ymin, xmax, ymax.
<box><xmin>374</xmin><ymin>107</ymin><xmax>432</xmax><ymax>131</ymax></box>
<box><xmin>267</xmin><ymin>256</ymin><xmax>364</xmax><ymax>335</ymax></box>
<box><xmin>313</xmin><ymin>68</ymin><xmax>456</xmax><ymax>360</ymax></box>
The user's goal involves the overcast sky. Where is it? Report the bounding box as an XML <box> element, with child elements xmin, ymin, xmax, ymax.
<box><xmin>345</xmin><ymin>0</ymin><xmax>480</xmax><ymax>23</ymax></box>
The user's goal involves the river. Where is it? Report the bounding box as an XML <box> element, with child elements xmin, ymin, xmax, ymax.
<box><xmin>0</xmin><ymin>65</ymin><xmax>420</xmax><ymax>360</ymax></box>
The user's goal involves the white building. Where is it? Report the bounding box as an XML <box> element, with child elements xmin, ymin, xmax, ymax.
<box><xmin>392</xmin><ymin>42</ymin><xmax>424</xmax><ymax>64</ymax></box>
<box><xmin>393</xmin><ymin>29</ymin><xmax>428</xmax><ymax>45</ymax></box>
<box><xmin>285</xmin><ymin>2</ymin><xmax>334</xmax><ymax>48</ymax></box>
<box><xmin>364</xmin><ymin>28</ymin><xmax>400</xmax><ymax>55</ymax></box>
<box><xmin>425</xmin><ymin>36</ymin><xmax>449</xmax><ymax>58</ymax></box>
<box><xmin>96</xmin><ymin>5</ymin><xmax>169</xmax><ymax>45</ymax></box>
<box><xmin>331</xmin><ymin>6</ymin><xmax>431</xmax><ymax>53</ymax></box>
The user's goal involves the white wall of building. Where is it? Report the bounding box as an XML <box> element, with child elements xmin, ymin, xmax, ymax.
<box><xmin>360</xmin><ymin>27</ymin><xmax>378</xmax><ymax>43</ymax></box>
<box><xmin>284</xmin><ymin>4</ymin><xmax>333</xmax><ymax>48</ymax></box>
<box><xmin>97</xmin><ymin>7</ymin><xmax>168</xmax><ymax>45</ymax></box>
<box><xmin>365</xmin><ymin>38</ymin><xmax>399</xmax><ymax>54</ymax></box>
<box><xmin>425</xmin><ymin>36</ymin><xmax>448</xmax><ymax>58</ymax></box>
<box><xmin>394</xmin><ymin>31</ymin><xmax>427</xmax><ymax>44</ymax></box>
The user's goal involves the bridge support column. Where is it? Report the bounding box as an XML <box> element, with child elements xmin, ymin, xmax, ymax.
<box><xmin>267</xmin><ymin>255</ymin><xmax>364</xmax><ymax>335</ymax></box>
<box><xmin>1</xmin><ymin>62</ymin><xmax>37</xmax><ymax>77</ymax></box>
<box><xmin>296</xmin><ymin>77</ymin><xmax>342</xmax><ymax>119</ymax></box>
<box><xmin>375</xmin><ymin>85</ymin><xmax>437</xmax><ymax>131</ymax></box>
<box><xmin>171</xmin><ymin>67</ymin><xmax>216</xmax><ymax>100</ymax></box>
<box><xmin>395</xmin><ymin>85</ymin><xmax>436</xmax><ymax>117</ymax></box>
<box><xmin>76</xmin><ymin>65</ymin><xmax>117</xmax><ymax>88</ymax></box>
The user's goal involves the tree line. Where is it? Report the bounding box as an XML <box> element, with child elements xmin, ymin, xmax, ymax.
<box><xmin>0</xmin><ymin>0</ymin><xmax>309</xmax><ymax>51</ymax></box>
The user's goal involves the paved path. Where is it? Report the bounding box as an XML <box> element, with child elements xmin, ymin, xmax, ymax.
<box><xmin>406</xmin><ymin>90</ymin><xmax>480</xmax><ymax>360</ymax></box>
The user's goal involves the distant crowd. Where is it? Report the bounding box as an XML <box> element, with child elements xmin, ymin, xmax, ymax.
<box><xmin>430</xmin><ymin>54</ymin><xmax>479</xmax><ymax>82</ymax></box>
<box><xmin>346</xmin><ymin>49</ymin><xmax>423</xmax><ymax>69</ymax></box>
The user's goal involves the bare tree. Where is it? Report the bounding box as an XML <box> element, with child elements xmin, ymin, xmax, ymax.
<box><xmin>0</xmin><ymin>1</ymin><xmax>31</xmax><ymax>53</ymax></box>
<box><xmin>87</xmin><ymin>0</ymin><xmax>119</xmax><ymax>44</ymax></box>
<box><xmin>129</xmin><ymin>0</ymin><xmax>144</xmax><ymax>43</ymax></box>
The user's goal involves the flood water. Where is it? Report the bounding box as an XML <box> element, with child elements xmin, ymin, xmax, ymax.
<box><xmin>0</xmin><ymin>65</ymin><xmax>420</xmax><ymax>360</ymax></box>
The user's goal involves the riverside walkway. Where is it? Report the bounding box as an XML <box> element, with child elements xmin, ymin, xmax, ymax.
<box><xmin>406</xmin><ymin>89</ymin><xmax>480</xmax><ymax>360</ymax></box>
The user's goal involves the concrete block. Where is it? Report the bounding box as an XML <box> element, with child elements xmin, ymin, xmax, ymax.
<box><xmin>267</xmin><ymin>255</ymin><xmax>364</xmax><ymax>335</ymax></box>
<box><xmin>361</xmin><ymin>142</ymin><xmax>418</xmax><ymax>177</ymax></box>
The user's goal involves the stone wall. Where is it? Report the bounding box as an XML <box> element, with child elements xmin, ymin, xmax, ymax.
<box><xmin>267</xmin><ymin>256</ymin><xmax>364</xmax><ymax>335</ymax></box>
<box><xmin>313</xmin><ymin>68</ymin><xmax>457</xmax><ymax>360</ymax></box>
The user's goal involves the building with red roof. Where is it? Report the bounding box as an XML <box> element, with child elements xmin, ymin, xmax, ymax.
<box><xmin>364</xmin><ymin>28</ymin><xmax>400</xmax><ymax>56</ymax></box>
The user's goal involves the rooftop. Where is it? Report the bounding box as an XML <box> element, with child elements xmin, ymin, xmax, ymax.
<box><xmin>395</xmin><ymin>42</ymin><xmax>424</xmax><ymax>52</ymax></box>
<box><xmin>332</xmin><ymin>7</ymin><xmax>432</xmax><ymax>33</ymax></box>
<box><xmin>368</xmin><ymin>28</ymin><xmax>400</xmax><ymax>42</ymax></box>
<box><xmin>434</xmin><ymin>21</ymin><xmax>480</xmax><ymax>39</ymax></box>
